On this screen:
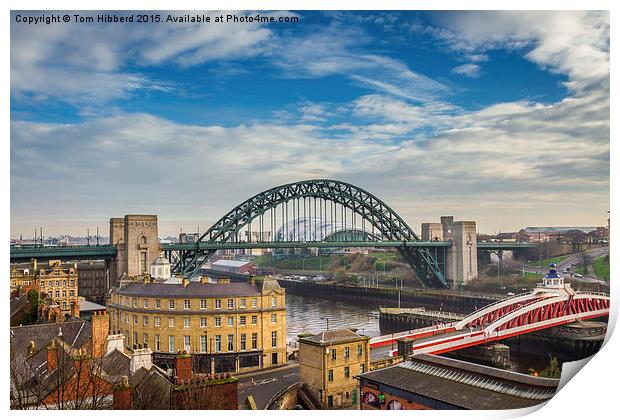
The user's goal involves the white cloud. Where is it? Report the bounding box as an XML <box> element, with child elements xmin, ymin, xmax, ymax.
<box><xmin>451</xmin><ymin>63</ymin><xmax>481</xmax><ymax>78</ymax></box>
<box><xmin>10</xmin><ymin>11</ymin><xmax>280</xmax><ymax>105</ymax></box>
<box><xmin>426</xmin><ymin>11</ymin><xmax>609</xmax><ymax>95</ymax></box>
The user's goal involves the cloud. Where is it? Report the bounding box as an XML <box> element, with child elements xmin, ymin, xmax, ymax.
<box><xmin>273</xmin><ymin>24</ymin><xmax>451</xmax><ymax>103</ymax></box>
<box><xmin>10</xmin><ymin>11</ymin><xmax>280</xmax><ymax>106</ymax></box>
<box><xmin>11</xmin><ymin>79</ymin><xmax>609</xmax><ymax>236</ymax></box>
<box><xmin>425</xmin><ymin>11</ymin><xmax>609</xmax><ymax>95</ymax></box>
<box><xmin>451</xmin><ymin>63</ymin><xmax>481</xmax><ymax>78</ymax></box>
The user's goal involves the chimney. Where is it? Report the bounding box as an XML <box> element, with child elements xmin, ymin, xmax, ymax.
<box><xmin>70</xmin><ymin>300</ymin><xmax>80</xmax><ymax>318</ymax></box>
<box><xmin>200</xmin><ymin>276</ymin><xmax>210</xmax><ymax>284</ymax></box>
<box><xmin>113</xmin><ymin>376</ymin><xmax>133</xmax><ymax>410</ymax></box>
<box><xmin>47</xmin><ymin>341</ymin><xmax>58</xmax><ymax>372</ymax></box>
<box><xmin>105</xmin><ymin>332</ymin><xmax>126</xmax><ymax>355</ymax></box>
<box><xmin>182</xmin><ymin>278</ymin><xmax>189</xmax><ymax>288</ymax></box>
<box><xmin>91</xmin><ymin>310</ymin><xmax>110</xmax><ymax>358</ymax></box>
<box><xmin>217</xmin><ymin>278</ymin><xmax>230</xmax><ymax>284</ymax></box>
<box><xmin>130</xmin><ymin>347</ymin><xmax>153</xmax><ymax>373</ymax></box>
<box><xmin>174</xmin><ymin>350</ymin><xmax>192</xmax><ymax>384</ymax></box>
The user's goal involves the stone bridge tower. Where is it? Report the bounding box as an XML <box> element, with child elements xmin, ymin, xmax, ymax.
<box><xmin>439</xmin><ymin>216</ymin><xmax>478</xmax><ymax>287</ymax></box>
<box><xmin>109</xmin><ymin>215</ymin><xmax>159</xmax><ymax>283</ymax></box>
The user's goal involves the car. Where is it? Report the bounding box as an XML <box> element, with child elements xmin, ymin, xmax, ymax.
<box><xmin>574</xmin><ymin>273</ymin><xmax>583</xmax><ymax>278</ymax></box>
<box><xmin>506</xmin><ymin>292</ymin><xmax>516</xmax><ymax>296</ymax></box>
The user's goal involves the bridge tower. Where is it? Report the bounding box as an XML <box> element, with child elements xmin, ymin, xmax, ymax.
<box><xmin>109</xmin><ymin>215</ymin><xmax>159</xmax><ymax>282</ymax></box>
<box><xmin>441</xmin><ymin>217</ymin><xmax>478</xmax><ymax>286</ymax></box>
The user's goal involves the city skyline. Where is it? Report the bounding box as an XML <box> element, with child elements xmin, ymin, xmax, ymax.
<box><xmin>11</xmin><ymin>11</ymin><xmax>610</xmax><ymax>237</ymax></box>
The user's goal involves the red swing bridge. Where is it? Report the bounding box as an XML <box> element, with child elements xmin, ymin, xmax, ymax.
<box><xmin>370</xmin><ymin>264</ymin><xmax>609</xmax><ymax>356</ymax></box>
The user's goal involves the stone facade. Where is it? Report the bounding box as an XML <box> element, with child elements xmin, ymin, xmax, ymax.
<box><xmin>299</xmin><ymin>329</ymin><xmax>370</xmax><ymax>409</ymax></box>
<box><xmin>421</xmin><ymin>223</ymin><xmax>443</xmax><ymax>241</ymax></box>
<box><xmin>110</xmin><ymin>215</ymin><xmax>159</xmax><ymax>282</ymax></box>
<box><xmin>107</xmin><ymin>278</ymin><xmax>287</xmax><ymax>374</ymax></box>
<box><xmin>11</xmin><ymin>260</ymin><xmax>79</xmax><ymax>315</ymax></box>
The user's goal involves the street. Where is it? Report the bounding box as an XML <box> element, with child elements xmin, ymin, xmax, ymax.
<box><xmin>238</xmin><ymin>364</ymin><xmax>300</xmax><ymax>409</ymax></box>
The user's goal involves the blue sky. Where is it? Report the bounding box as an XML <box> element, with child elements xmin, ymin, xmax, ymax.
<box><xmin>10</xmin><ymin>11</ymin><xmax>609</xmax><ymax>237</ymax></box>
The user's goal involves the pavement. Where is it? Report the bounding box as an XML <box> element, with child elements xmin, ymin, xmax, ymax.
<box><xmin>238</xmin><ymin>363</ymin><xmax>300</xmax><ymax>409</ymax></box>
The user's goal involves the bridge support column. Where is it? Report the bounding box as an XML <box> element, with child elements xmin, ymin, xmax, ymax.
<box><xmin>445</xmin><ymin>221</ymin><xmax>478</xmax><ymax>287</ymax></box>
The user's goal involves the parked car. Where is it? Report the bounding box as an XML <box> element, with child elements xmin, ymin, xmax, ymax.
<box><xmin>574</xmin><ymin>273</ymin><xmax>584</xmax><ymax>278</ymax></box>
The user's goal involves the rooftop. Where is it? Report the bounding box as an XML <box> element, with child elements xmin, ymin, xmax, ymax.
<box><xmin>117</xmin><ymin>280</ymin><xmax>263</xmax><ymax>298</ymax></box>
<box><xmin>211</xmin><ymin>259</ymin><xmax>252</xmax><ymax>268</ymax></box>
<box><xmin>358</xmin><ymin>354</ymin><xmax>559</xmax><ymax>410</ymax></box>
<box><xmin>299</xmin><ymin>328</ymin><xmax>367</xmax><ymax>346</ymax></box>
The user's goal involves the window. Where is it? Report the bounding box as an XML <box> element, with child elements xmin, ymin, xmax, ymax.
<box><xmin>331</xmin><ymin>348</ymin><xmax>337</xmax><ymax>360</ymax></box>
<box><xmin>133</xmin><ymin>332</ymin><xmax>138</xmax><ymax>346</ymax></box>
<box><xmin>184</xmin><ymin>317</ymin><xmax>190</xmax><ymax>328</ymax></box>
<box><xmin>169</xmin><ymin>299</ymin><xmax>175</xmax><ymax>309</ymax></box>
<box><xmin>270</xmin><ymin>296</ymin><xmax>276</xmax><ymax>307</ymax></box>
<box><xmin>184</xmin><ymin>336</ymin><xmax>191</xmax><ymax>352</ymax></box>
<box><xmin>240</xmin><ymin>334</ymin><xmax>246</xmax><ymax>350</ymax></box>
<box><xmin>240</xmin><ymin>316</ymin><xmax>246</xmax><ymax>326</ymax></box>
<box><xmin>168</xmin><ymin>317</ymin><xmax>175</xmax><ymax>327</ymax></box>
<box><xmin>271</xmin><ymin>314</ymin><xmax>277</xmax><ymax>323</ymax></box>
<box><xmin>328</xmin><ymin>370</ymin><xmax>334</xmax><ymax>382</ymax></box>
<box><xmin>215</xmin><ymin>316</ymin><xmax>221</xmax><ymax>327</ymax></box>
<box><xmin>228</xmin><ymin>334</ymin><xmax>234</xmax><ymax>352</ymax></box>
<box><xmin>271</xmin><ymin>331</ymin><xmax>277</xmax><ymax>348</ymax></box>
<box><xmin>143</xmin><ymin>299</ymin><xmax>149</xmax><ymax>308</ymax></box>
<box><xmin>357</xmin><ymin>344</ymin><xmax>363</xmax><ymax>356</ymax></box>
<box><xmin>215</xmin><ymin>335</ymin><xmax>222</xmax><ymax>352</ymax></box>
<box><xmin>169</xmin><ymin>336</ymin><xmax>175</xmax><ymax>352</ymax></box>
<box><xmin>62</xmin><ymin>290</ymin><xmax>66</xmax><ymax>298</ymax></box>
<box><xmin>344</xmin><ymin>347</ymin><xmax>350</xmax><ymax>358</ymax></box>
<box><xmin>344</xmin><ymin>366</ymin><xmax>350</xmax><ymax>378</ymax></box>
<box><xmin>359</xmin><ymin>364</ymin><xmax>365</xmax><ymax>374</ymax></box>
<box><xmin>251</xmin><ymin>333</ymin><xmax>258</xmax><ymax>350</ymax></box>
<box><xmin>227</xmin><ymin>298</ymin><xmax>234</xmax><ymax>309</ymax></box>
<box><xmin>215</xmin><ymin>299</ymin><xmax>221</xmax><ymax>309</ymax></box>
<box><xmin>155</xmin><ymin>299</ymin><xmax>161</xmax><ymax>309</ymax></box>
<box><xmin>143</xmin><ymin>316</ymin><xmax>149</xmax><ymax>326</ymax></box>
<box><xmin>227</xmin><ymin>316</ymin><xmax>234</xmax><ymax>327</ymax></box>
<box><xmin>143</xmin><ymin>333</ymin><xmax>149</xmax><ymax>347</ymax></box>
<box><xmin>133</xmin><ymin>315</ymin><xmax>138</xmax><ymax>324</ymax></box>
<box><xmin>252</xmin><ymin>315</ymin><xmax>258</xmax><ymax>325</ymax></box>
<box><xmin>200</xmin><ymin>299</ymin><xmax>207</xmax><ymax>309</ymax></box>
<box><xmin>155</xmin><ymin>334</ymin><xmax>160</xmax><ymax>351</ymax></box>
<box><xmin>200</xmin><ymin>317</ymin><xmax>207</xmax><ymax>327</ymax></box>
<box><xmin>184</xmin><ymin>299</ymin><xmax>191</xmax><ymax>309</ymax></box>
<box><xmin>252</xmin><ymin>298</ymin><xmax>258</xmax><ymax>308</ymax></box>
<box><xmin>55</xmin><ymin>290</ymin><xmax>60</xmax><ymax>298</ymax></box>
<box><xmin>155</xmin><ymin>317</ymin><xmax>161</xmax><ymax>327</ymax></box>
<box><xmin>200</xmin><ymin>336</ymin><xmax>207</xmax><ymax>353</ymax></box>
<box><xmin>69</xmin><ymin>290</ymin><xmax>74</xmax><ymax>297</ymax></box>
<box><xmin>240</xmin><ymin>298</ymin><xmax>246</xmax><ymax>308</ymax></box>
<box><xmin>140</xmin><ymin>251</ymin><xmax>147</xmax><ymax>274</ymax></box>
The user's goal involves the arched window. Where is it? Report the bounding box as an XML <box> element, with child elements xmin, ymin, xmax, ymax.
<box><xmin>141</xmin><ymin>236</ymin><xmax>147</xmax><ymax>245</ymax></box>
<box><xmin>387</xmin><ymin>400</ymin><xmax>403</xmax><ymax>410</ymax></box>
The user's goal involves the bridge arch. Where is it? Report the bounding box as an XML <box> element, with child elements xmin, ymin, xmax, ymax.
<box><xmin>172</xmin><ymin>179</ymin><xmax>448</xmax><ymax>287</ymax></box>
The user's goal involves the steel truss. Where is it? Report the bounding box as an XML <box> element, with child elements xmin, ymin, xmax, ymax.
<box><xmin>170</xmin><ymin>179</ymin><xmax>449</xmax><ymax>287</ymax></box>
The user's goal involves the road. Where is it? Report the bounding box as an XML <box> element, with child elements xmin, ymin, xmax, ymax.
<box><xmin>519</xmin><ymin>247</ymin><xmax>609</xmax><ymax>285</ymax></box>
<box><xmin>238</xmin><ymin>364</ymin><xmax>300</xmax><ymax>409</ymax></box>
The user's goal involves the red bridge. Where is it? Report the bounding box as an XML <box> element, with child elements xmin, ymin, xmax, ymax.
<box><xmin>370</xmin><ymin>266</ymin><xmax>609</xmax><ymax>356</ymax></box>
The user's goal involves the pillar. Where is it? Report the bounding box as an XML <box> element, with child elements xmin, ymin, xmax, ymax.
<box><xmin>445</xmin><ymin>221</ymin><xmax>478</xmax><ymax>286</ymax></box>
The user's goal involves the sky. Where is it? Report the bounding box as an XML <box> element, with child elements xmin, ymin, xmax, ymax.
<box><xmin>10</xmin><ymin>10</ymin><xmax>610</xmax><ymax>238</ymax></box>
